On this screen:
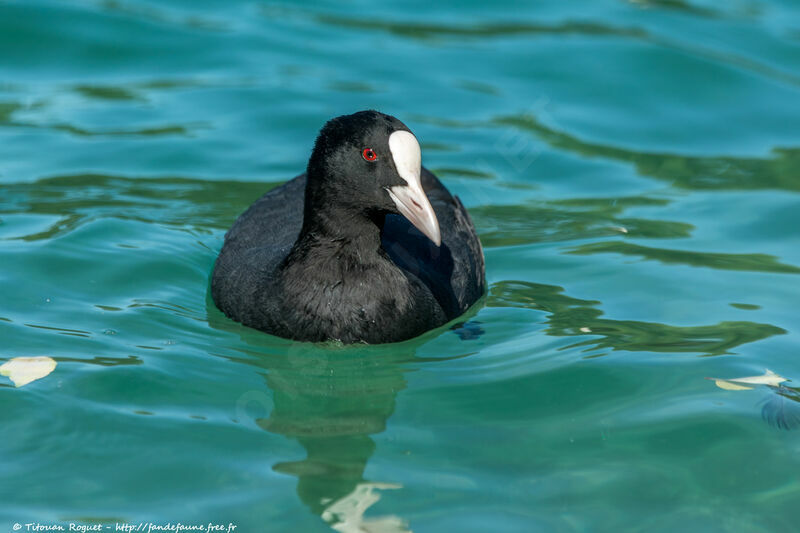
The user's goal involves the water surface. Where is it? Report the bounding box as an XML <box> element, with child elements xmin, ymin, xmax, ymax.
<box><xmin>2</xmin><ymin>1</ymin><xmax>800</xmax><ymax>531</ymax></box>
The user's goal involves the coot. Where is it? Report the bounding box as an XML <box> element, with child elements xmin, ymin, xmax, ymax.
<box><xmin>211</xmin><ymin>110</ymin><xmax>485</xmax><ymax>343</ymax></box>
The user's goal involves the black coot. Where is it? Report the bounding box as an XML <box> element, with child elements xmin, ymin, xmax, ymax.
<box><xmin>211</xmin><ymin>110</ymin><xmax>485</xmax><ymax>343</ymax></box>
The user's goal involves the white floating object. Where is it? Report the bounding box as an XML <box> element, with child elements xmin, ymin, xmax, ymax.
<box><xmin>0</xmin><ymin>356</ymin><xmax>57</xmax><ymax>387</ymax></box>
<box><xmin>322</xmin><ymin>482</ymin><xmax>408</xmax><ymax>533</ymax></box>
<box><xmin>707</xmin><ymin>369</ymin><xmax>787</xmax><ymax>391</ymax></box>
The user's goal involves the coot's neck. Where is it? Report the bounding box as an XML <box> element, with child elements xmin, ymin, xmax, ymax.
<box><xmin>285</xmin><ymin>171</ymin><xmax>389</xmax><ymax>266</ymax></box>
<box><xmin>295</xmin><ymin>206</ymin><xmax>385</xmax><ymax>257</ymax></box>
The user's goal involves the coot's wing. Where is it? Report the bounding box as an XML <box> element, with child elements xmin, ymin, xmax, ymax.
<box><xmin>221</xmin><ymin>175</ymin><xmax>306</xmax><ymax>253</ymax></box>
<box><xmin>382</xmin><ymin>167</ymin><xmax>485</xmax><ymax>319</ymax></box>
<box><xmin>211</xmin><ymin>175</ymin><xmax>306</xmax><ymax>323</ymax></box>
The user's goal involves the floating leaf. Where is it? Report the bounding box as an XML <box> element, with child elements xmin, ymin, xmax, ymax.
<box><xmin>707</xmin><ymin>369</ymin><xmax>788</xmax><ymax>391</ymax></box>
<box><xmin>713</xmin><ymin>379</ymin><xmax>754</xmax><ymax>391</ymax></box>
<box><xmin>0</xmin><ymin>356</ymin><xmax>57</xmax><ymax>387</ymax></box>
<box><xmin>727</xmin><ymin>369</ymin><xmax>787</xmax><ymax>387</ymax></box>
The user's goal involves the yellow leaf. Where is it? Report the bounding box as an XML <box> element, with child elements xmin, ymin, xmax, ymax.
<box><xmin>0</xmin><ymin>356</ymin><xmax>57</xmax><ymax>387</ymax></box>
<box><xmin>707</xmin><ymin>369</ymin><xmax>788</xmax><ymax>392</ymax></box>
<box><xmin>713</xmin><ymin>379</ymin><xmax>754</xmax><ymax>391</ymax></box>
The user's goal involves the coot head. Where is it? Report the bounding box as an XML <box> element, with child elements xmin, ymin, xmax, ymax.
<box><xmin>305</xmin><ymin>110</ymin><xmax>441</xmax><ymax>246</ymax></box>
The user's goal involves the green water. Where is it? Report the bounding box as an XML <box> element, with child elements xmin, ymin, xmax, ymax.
<box><xmin>2</xmin><ymin>1</ymin><xmax>800</xmax><ymax>531</ymax></box>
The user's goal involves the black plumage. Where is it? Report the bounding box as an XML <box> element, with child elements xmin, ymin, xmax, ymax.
<box><xmin>211</xmin><ymin>110</ymin><xmax>485</xmax><ymax>343</ymax></box>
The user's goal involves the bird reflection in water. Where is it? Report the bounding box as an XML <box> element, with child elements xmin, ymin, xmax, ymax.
<box><xmin>254</xmin><ymin>343</ymin><xmax>415</xmax><ymax>532</ymax></box>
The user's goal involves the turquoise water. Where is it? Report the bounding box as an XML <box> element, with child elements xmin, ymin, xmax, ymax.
<box><xmin>2</xmin><ymin>0</ymin><xmax>800</xmax><ymax>531</ymax></box>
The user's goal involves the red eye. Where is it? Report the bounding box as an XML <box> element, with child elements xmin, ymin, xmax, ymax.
<box><xmin>362</xmin><ymin>148</ymin><xmax>377</xmax><ymax>162</ymax></box>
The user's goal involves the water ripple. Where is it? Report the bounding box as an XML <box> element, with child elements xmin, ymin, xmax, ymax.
<box><xmin>496</xmin><ymin>114</ymin><xmax>800</xmax><ymax>192</ymax></box>
<box><xmin>3</xmin><ymin>120</ymin><xmax>201</xmax><ymax>138</ymax></box>
<box><xmin>0</xmin><ymin>174</ymin><xmax>275</xmax><ymax>240</ymax></box>
<box><xmin>567</xmin><ymin>241</ymin><xmax>800</xmax><ymax>274</ymax></box>
<box><xmin>488</xmin><ymin>280</ymin><xmax>786</xmax><ymax>356</ymax></box>
<box><xmin>626</xmin><ymin>0</ymin><xmax>725</xmax><ymax>19</ymax></box>
<box><xmin>314</xmin><ymin>14</ymin><xmax>649</xmax><ymax>40</ymax></box>
<box><xmin>472</xmin><ymin>196</ymin><xmax>693</xmax><ymax>247</ymax></box>
<box><xmin>89</xmin><ymin>0</ymin><xmax>232</xmax><ymax>33</ymax></box>
<box><xmin>312</xmin><ymin>10</ymin><xmax>800</xmax><ymax>87</ymax></box>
